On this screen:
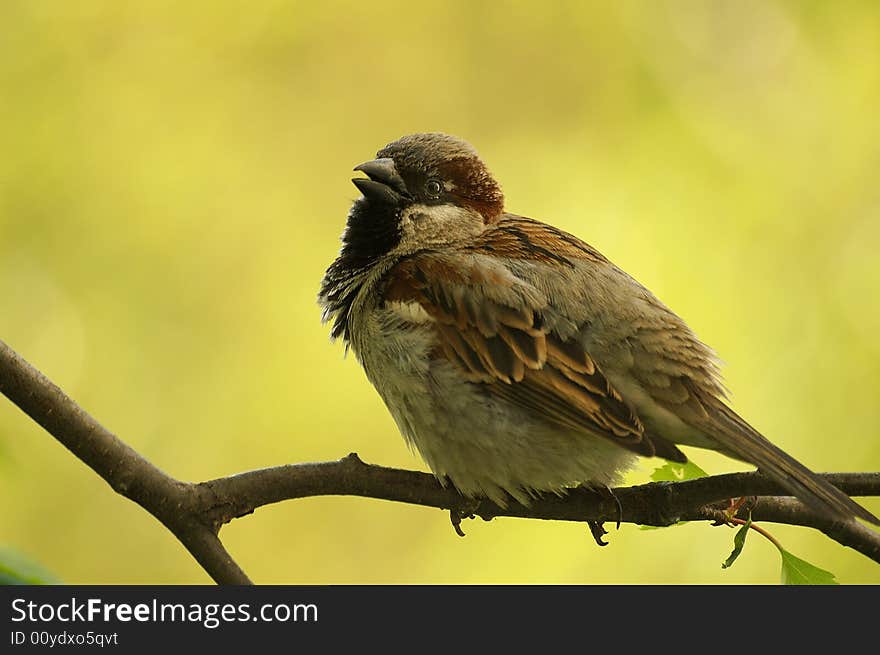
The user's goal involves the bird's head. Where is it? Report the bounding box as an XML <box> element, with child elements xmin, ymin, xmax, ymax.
<box><xmin>341</xmin><ymin>133</ymin><xmax>504</xmax><ymax>265</ymax></box>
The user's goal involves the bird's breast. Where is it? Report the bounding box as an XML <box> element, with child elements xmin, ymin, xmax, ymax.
<box><xmin>347</xmin><ymin>302</ymin><xmax>440</xmax><ymax>444</ymax></box>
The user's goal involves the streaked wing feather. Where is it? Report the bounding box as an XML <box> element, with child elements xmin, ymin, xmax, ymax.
<box><xmin>403</xmin><ymin>215</ymin><xmax>877</xmax><ymax>524</ymax></box>
<box><xmin>385</xmin><ymin>250</ymin><xmax>664</xmax><ymax>459</ymax></box>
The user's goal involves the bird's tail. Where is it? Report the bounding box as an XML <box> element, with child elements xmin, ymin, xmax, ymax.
<box><xmin>699</xmin><ymin>395</ymin><xmax>878</xmax><ymax>525</ymax></box>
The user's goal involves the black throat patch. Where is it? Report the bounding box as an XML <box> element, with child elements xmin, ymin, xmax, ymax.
<box><xmin>319</xmin><ymin>198</ymin><xmax>403</xmax><ymax>341</ymax></box>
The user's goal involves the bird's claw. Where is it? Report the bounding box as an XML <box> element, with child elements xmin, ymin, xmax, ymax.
<box><xmin>588</xmin><ymin>520</ymin><xmax>609</xmax><ymax>546</ymax></box>
<box><xmin>580</xmin><ymin>484</ymin><xmax>623</xmax><ymax>546</ymax></box>
<box><xmin>586</xmin><ymin>483</ymin><xmax>623</xmax><ymax>529</ymax></box>
<box><xmin>449</xmin><ymin>500</ymin><xmax>480</xmax><ymax>537</ymax></box>
<box><xmin>606</xmin><ymin>486</ymin><xmax>624</xmax><ymax>530</ymax></box>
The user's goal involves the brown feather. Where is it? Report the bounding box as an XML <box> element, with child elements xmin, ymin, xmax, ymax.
<box><xmin>384</xmin><ymin>251</ymin><xmax>660</xmax><ymax>458</ymax></box>
<box><xmin>547</xmin><ymin>339</ymin><xmax>596</xmax><ymax>375</ymax></box>
<box><xmin>643</xmin><ymin>430</ymin><xmax>688</xmax><ymax>463</ymax></box>
<box><xmin>497</xmin><ymin>325</ymin><xmax>545</xmax><ymax>369</ymax></box>
<box><xmin>680</xmin><ymin>378</ymin><xmax>880</xmax><ymax>525</ymax></box>
<box><xmin>466</xmin><ymin>214</ymin><xmax>611</xmax><ymax>265</ymax></box>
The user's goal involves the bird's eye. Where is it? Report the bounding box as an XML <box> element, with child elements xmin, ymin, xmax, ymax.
<box><xmin>425</xmin><ymin>179</ymin><xmax>442</xmax><ymax>197</ymax></box>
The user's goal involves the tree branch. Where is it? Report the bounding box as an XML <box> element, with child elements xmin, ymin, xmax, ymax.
<box><xmin>0</xmin><ymin>339</ymin><xmax>250</xmax><ymax>584</ymax></box>
<box><xmin>199</xmin><ymin>459</ymin><xmax>880</xmax><ymax>563</ymax></box>
<box><xmin>2</xmin><ymin>338</ymin><xmax>879</xmax><ymax>583</ymax></box>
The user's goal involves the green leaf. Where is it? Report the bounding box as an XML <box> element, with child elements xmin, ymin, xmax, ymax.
<box><xmin>650</xmin><ymin>460</ymin><xmax>708</xmax><ymax>483</ymax></box>
<box><xmin>0</xmin><ymin>546</ymin><xmax>61</xmax><ymax>585</ymax></box>
<box><xmin>779</xmin><ymin>549</ymin><xmax>838</xmax><ymax>585</ymax></box>
<box><xmin>721</xmin><ymin>518</ymin><xmax>751</xmax><ymax>569</ymax></box>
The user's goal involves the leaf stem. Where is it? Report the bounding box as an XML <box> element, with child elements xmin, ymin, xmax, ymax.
<box><xmin>729</xmin><ymin>516</ymin><xmax>783</xmax><ymax>552</ymax></box>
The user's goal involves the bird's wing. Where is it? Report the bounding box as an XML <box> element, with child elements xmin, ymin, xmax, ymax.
<box><xmin>383</xmin><ymin>235</ymin><xmax>685</xmax><ymax>462</ymax></box>
<box><xmin>466</xmin><ymin>216</ymin><xmax>879</xmax><ymax>524</ymax></box>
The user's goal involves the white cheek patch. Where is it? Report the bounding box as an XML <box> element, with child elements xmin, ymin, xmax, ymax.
<box><xmin>387</xmin><ymin>300</ymin><xmax>434</xmax><ymax>324</ymax></box>
<box><xmin>407</xmin><ymin>203</ymin><xmax>477</xmax><ymax>224</ymax></box>
<box><xmin>396</xmin><ymin>203</ymin><xmax>485</xmax><ymax>253</ymax></box>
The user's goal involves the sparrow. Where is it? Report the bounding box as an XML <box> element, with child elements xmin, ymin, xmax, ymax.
<box><xmin>319</xmin><ymin>132</ymin><xmax>878</xmax><ymax>526</ymax></box>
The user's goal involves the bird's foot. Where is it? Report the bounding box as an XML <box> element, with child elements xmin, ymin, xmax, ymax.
<box><xmin>602</xmin><ymin>485</ymin><xmax>624</xmax><ymax>529</ymax></box>
<box><xmin>580</xmin><ymin>483</ymin><xmax>623</xmax><ymax>528</ymax></box>
<box><xmin>580</xmin><ymin>484</ymin><xmax>624</xmax><ymax>546</ymax></box>
<box><xmin>449</xmin><ymin>499</ymin><xmax>480</xmax><ymax>537</ymax></box>
<box><xmin>587</xmin><ymin>520</ymin><xmax>610</xmax><ymax>546</ymax></box>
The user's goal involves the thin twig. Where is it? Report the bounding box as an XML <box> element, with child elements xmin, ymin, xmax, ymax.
<box><xmin>728</xmin><ymin>516</ymin><xmax>784</xmax><ymax>551</ymax></box>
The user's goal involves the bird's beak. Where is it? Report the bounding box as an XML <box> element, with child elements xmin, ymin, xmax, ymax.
<box><xmin>352</xmin><ymin>158</ymin><xmax>410</xmax><ymax>204</ymax></box>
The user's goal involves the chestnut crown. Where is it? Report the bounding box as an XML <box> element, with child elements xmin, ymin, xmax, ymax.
<box><xmin>354</xmin><ymin>133</ymin><xmax>505</xmax><ymax>220</ymax></box>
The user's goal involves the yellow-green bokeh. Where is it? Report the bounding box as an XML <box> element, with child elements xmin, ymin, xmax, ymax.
<box><xmin>2</xmin><ymin>0</ymin><xmax>879</xmax><ymax>584</ymax></box>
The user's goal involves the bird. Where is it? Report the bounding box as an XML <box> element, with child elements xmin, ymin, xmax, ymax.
<box><xmin>319</xmin><ymin>132</ymin><xmax>878</xmax><ymax>526</ymax></box>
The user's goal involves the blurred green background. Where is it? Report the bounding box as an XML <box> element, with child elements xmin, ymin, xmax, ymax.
<box><xmin>2</xmin><ymin>0</ymin><xmax>879</xmax><ymax>584</ymax></box>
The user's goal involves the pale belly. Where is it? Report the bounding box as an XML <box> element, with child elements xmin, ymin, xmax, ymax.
<box><xmin>351</xmin><ymin>308</ymin><xmax>636</xmax><ymax>506</ymax></box>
